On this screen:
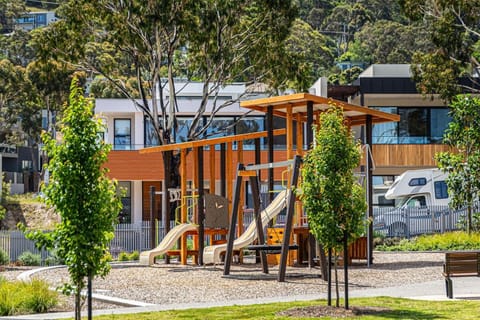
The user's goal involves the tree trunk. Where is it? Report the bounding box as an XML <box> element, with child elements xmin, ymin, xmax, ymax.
<box><xmin>334</xmin><ymin>254</ymin><xmax>339</xmax><ymax>308</ymax></box>
<box><xmin>318</xmin><ymin>243</ymin><xmax>328</xmax><ymax>281</ymax></box>
<box><xmin>75</xmin><ymin>287</ymin><xmax>81</xmax><ymax>320</ymax></box>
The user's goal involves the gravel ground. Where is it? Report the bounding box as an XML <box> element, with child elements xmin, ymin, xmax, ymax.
<box><xmin>21</xmin><ymin>251</ymin><xmax>444</xmax><ymax>309</ymax></box>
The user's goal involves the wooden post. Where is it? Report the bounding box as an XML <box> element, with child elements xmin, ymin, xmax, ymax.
<box><xmin>366</xmin><ymin>115</ymin><xmax>374</xmax><ymax>266</ymax></box>
<box><xmin>180</xmin><ymin>149</ymin><xmax>188</xmax><ymax>265</ymax></box>
<box><xmin>197</xmin><ymin>146</ymin><xmax>205</xmax><ymax>265</ymax></box>
<box><xmin>278</xmin><ymin>155</ymin><xmax>301</xmax><ymax>282</ymax></box>
<box><xmin>224</xmin><ymin>163</ymin><xmax>244</xmax><ymax>276</ymax></box>
<box><xmin>209</xmin><ymin>147</ymin><xmax>216</xmax><ymax>194</ymax></box>
<box><xmin>226</xmin><ymin>141</ymin><xmax>234</xmax><ymax>218</ymax></box>
<box><xmin>267</xmin><ymin>105</ymin><xmax>274</xmax><ymax>204</ymax></box>
<box><xmin>220</xmin><ymin>143</ymin><xmax>226</xmax><ymax>197</ymax></box>
<box><xmin>296</xmin><ymin>113</ymin><xmax>303</xmax><ymax>156</ymax></box>
<box><xmin>149</xmin><ymin>186</ymin><xmax>156</xmax><ymax>250</ymax></box>
<box><xmin>237</xmin><ymin>141</ymin><xmax>244</xmax><ymax>263</ymax></box>
<box><xmin>286</xmin><ymin>105</ymin><xmax>293</xmax><ymax>160</ymax></box>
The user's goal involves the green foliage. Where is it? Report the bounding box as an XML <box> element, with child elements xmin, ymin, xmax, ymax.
<box><xmin>0</xmin><ymin>278</ymin><xmax>58</xmax><ymax>316</ymax></box>
<box><xmin>117</xmin><ymin>251</ymin><xmax>140</xmax><ymax>261</ymax></box>
<box><xmin>376</xmin><ymin>232</ymin><xmax>480</xmax><ymax>251</ymax></box>
<box><xmin>24</xmin><ymin>78</ymin><xmax>122</xmax><ymax>319</ymax></box>
<box><xmin>300</xmin><ymin>107</ymin><xmax>367</xmax><ymax>251</ymax></box>
<box><xmin>435</xmin><ymin>95</ymin><xmax>480</xmax><ymax>233</ymax></box>
<box><xmin>129</xmin><ymin>251</ymin><xmax>139</xmax><ymax>261</ymax></box>
<box><xmin>17</xmin><ymin>251</ymin><xmax>41</xmax><ymax>266</ymax></box>
<box><xmin>402</xmin><ymin>0</ymin><xmax>480</xmax><ymax>100</ymax></box>
<box><xmin>117</xmin><ymin>252</ymin><xmax>129</xmax><ymax>262</ymax></box>
<box><xmin>0</xmin><ymin>249</ymin><xmax>9</xmax><ymax>265</ymax></box>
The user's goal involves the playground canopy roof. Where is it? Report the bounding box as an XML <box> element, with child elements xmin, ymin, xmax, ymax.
<box><xmin>240</xmin><ymin>93</ymin><xmax>400</xmax><ymax>126</ymax></box>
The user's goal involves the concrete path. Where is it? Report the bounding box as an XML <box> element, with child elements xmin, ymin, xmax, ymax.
<box><xmin>3</xmin><ymin>277</ymin><xmax>480</xmax><ymax>320</ymax></box>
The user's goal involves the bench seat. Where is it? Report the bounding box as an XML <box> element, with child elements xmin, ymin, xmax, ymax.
<box><xmin>443</xmin><ymin>252</ymin><xmax>480</xmax><ymax>298</ymax></box>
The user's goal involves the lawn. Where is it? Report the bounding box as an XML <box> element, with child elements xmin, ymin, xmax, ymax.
<box><xmin>82</xmin><ymin>297</ymin><xmax>480</xmax><ymax>319</ymax></box>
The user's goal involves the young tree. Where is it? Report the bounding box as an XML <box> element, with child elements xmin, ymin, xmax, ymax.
<box><xmin>436</xmin><ymin>94</ymin><xmax>480</xmax><ymax>233</ymax></box>
<box><xmin>25</xmin><ymin>78</ymin><xmax>122</xmax><ymax>320</ymax></box>
<box><xmin>300</xmin><ymin>107</ymin><xmax>366</xmax><ymax>309</ymax></box>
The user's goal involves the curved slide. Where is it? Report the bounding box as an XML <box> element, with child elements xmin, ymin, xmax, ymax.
<box><xmin>203</xmin><ymin>189</ymin><xmax>290</xmax><ymax>265</ymax></box>
<box><xmin>140</xmin><ymin>223</ymin><xmax>198</xmax><ymax>266</ymax></box>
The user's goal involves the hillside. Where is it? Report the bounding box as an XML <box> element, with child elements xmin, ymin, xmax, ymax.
<box><xmin>1</xmin><ymin>201</ymin><xmax>59</xmax><ymax>231</ymax></box>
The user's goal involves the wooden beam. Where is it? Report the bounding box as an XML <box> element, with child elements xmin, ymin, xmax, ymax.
<box><xmin>209</xmin><ymin>148</ymin><xmax>215</xmax><ymax>194</ymax></box>
<box><xmin>296</xmin><ymin>113</ymin><xmax>303</xmax><ymax>156</ymax></box>
<box><xmin>180</xmin><ymin>148</ymin><xmax>188</xmax><ymax>265</ymax></box>
<box><xmin>140</xmin><ymin>129</ymin><xmax>286</xmax><ymax>153</ymax></box>
<box><xmin>286</xmin><ymin>105</ymin><xmax>293</xmax><ymax>160</ymax></box>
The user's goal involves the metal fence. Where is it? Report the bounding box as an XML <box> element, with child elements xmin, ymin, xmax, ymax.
<box><xmin>0</xmin><ymin>221</ymin><xmax>167</xmax><ymax>263</ymax></box>
<box><xmin>373</xmin><ymin>205</ymin><xmax>470</xmax><ymax>238</ymax></box>
<box><xmin>0</xmin><ymin>213</ymin><xmax>259</xmax><ymax>263</ymax></box>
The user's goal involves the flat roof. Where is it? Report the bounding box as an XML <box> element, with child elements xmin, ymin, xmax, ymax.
<box><xmin>240</xmin><ymin>93</ymin><xmax>400</xmax><ymax>126</ymax></box>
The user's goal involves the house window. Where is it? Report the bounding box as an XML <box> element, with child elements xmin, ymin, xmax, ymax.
<box><xmin>117</xmin><ymin>181</ymin><xmax>132</xmax><ymax>223</ymax></box>
<box><xmin>372</xmin><ymin>107</ymin><xmax>450</xmax><ymax>144</ymax></box>
<box><xmin>114</xmin><ymin>119</ymin><xmax>131</xmax><ymax>150</ymax></box>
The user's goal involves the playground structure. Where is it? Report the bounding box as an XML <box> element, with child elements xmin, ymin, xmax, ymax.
<box><xmin>138</xmin><ymin>93</ymin><xmax>400</xmax><ymax>279</ymax></box>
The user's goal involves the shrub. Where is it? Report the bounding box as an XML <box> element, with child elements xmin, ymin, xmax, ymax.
<box><xmin>21</xmin><ymin>279</ymin><xmax>58</xmax><ymax>313</ymax></box>
<box><xmin>44</xmin><ymin>249</ymin><xmax>65</xmax><ymax>266</ymax></box>
<box><xmin>0</xmin><ymin>250</ymin><xmax>9</xmax><ymax>265</ymax></box>
<box><xmin>117</xmin><ymin>252</ymin><xmax>129</xmax><ymax>261</ymax></box>
<box><xmin>0</xmin><ymin>279</ymin><xmax>58</xmax><ymax>315</ymax></box>
<box><xmin>376</xmin><ymin>231</ymin><xmax>480</xmax><ymax>251</ymax></box>
<box><xmin>128</xmin><ymin>251</ymin><xmax>139</xmax><ymax>261</ymax></box>
<box><xmin>17</xmin><ymin>252</ymin><xmax>41</xmax><ymax>266</ymax></box>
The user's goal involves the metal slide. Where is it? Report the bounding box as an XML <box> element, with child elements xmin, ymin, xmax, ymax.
<box><xmin>139</xmin><ymin>223</ymin><xmax>198</xmax><ymax>266</ymax></box>
<box><xmin>203</xmin><ymin>189</ymin><xmax>290</xmax><ymax>265</ymax></box>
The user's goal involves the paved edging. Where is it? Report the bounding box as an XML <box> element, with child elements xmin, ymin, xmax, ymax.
<box><xmin>16</xmin><ymin>264</ymin><xmax>156</xmax><ymax>308</ymax></box>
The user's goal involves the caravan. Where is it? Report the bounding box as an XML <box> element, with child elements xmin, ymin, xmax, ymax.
<box><xmin>373</xmin><ymin>168</ymin><xmax>462</xmax><ymax>237</ymax></box>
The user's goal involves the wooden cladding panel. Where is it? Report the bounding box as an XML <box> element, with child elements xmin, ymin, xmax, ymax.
<box><xmin>141</xmin><ymin>181</ymin><xmax>162</xmax><ymax>221</ymax></box>
<box><xmin>107</xmin><ymin>149</ymin><xmax>291</xmax><ymax>181</ymax></box>
<box><xmin>372</xmin><ymin>144</ymin><xmax>452</xmax><ymax>167</ymax></box>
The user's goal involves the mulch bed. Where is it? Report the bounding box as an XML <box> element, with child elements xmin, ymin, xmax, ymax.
<box><xmin>278</xmin><ymin>305</ymin><xmax>391</xmax><ymax>318</ymax></box>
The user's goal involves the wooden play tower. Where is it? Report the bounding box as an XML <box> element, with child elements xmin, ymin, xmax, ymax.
<box><xmin>140</xmin><ymin>93</ymin><xmax>399</xmax><ymax>275</ymax></box>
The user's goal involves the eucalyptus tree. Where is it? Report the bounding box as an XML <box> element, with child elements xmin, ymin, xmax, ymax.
<box><xmin>300</xmin><ymin>107</ymin><xmax>367</xmax><ymax>309</ymax></box>
<box><xmin>436</xmin><ymin>95</ymin><xmax>480</xmax><ymax>233</ymax></box>
<box><xmin>0</xmin><ymin>0</ymin><xmax>24</xmax><ymax>34</ymax></box>
<box><xmin>32</xmin><ymin>0</ymin><xmax>297</xmax><ymax>222</ymax></box>
<box><xmin>401</xmin><ymin>0</ymin><xmax>480</xmax><ymax>100</ymax></box>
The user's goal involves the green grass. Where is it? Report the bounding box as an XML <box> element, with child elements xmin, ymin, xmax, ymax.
<box><xmin>4</xmin><ymin>193</ymin><xmax>42</xmax><ymax>205</ymax></box>
<box><xmin>376</xmin><ymin>231</ymin><xmax>480</xmax><ymax>251</ymax></box>
<box><xmin>77</xmin><ymin>297</ymin><xmax>480</xmax><ymax>319</ymax></box>
<box><xmin>0</xmin><ymin>278</ymin><xmax>58</xmax><ymax>316</ymax></box>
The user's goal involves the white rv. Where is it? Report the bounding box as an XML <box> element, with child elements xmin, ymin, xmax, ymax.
<box><xmin>373</xmin><ymin>168</ymin><xmax>461</xmax><ymax>237</ymax></box>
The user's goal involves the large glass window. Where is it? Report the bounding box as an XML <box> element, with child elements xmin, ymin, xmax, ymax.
<box><xmin>235</xmin><ymin>117</ymin><xmax>265</xmax><ymax>150</ymax></box>
<box><xmin>114</xmin><ymin>119</ymin><xmax>131</xmax><ymax>150</ymax></box>
<box><xmin>372</xmin><ymin>107</ymin><xmax>450</xmax><ymax>144</ymax></box>
<box><xmin>430</xmin><ymin>108</ymin><xmax>451</xmax><ymax>143</ymax></box>
<box><xmin>144</xmin><ymin>117</ymin><xmax>159</xmax><ymax>147</ymax></box>
<box><xmin>372</xmin><ymin>107</ymin><xmax>398</xmax><ymax>143</ymax></box>
<box><xmin>117</xmin><ymin>181</ymin><xmax>132</xmax><ymax>223</ymax></box>
<box><xmin>398</xmin><ymin>108</ymin><xmax>428</xmax><ymax>143</ymax></box>
<box><xmin>175</xmin><ymin>117</ymin><xmax>194</xmax><ymax>143</ymax></box>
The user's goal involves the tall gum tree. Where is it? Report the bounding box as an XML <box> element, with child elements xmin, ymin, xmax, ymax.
<box><xmin>32</xmin><ymin>1</ymin><xmax>298</xmax><ymax>225</ymax></box>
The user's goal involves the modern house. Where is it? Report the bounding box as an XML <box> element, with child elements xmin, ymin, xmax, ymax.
<box><xmin>95</xmin><ymin>81</ymin><xmax>271</xmax><ymax>224</ymax></box>
<box><xmin>350</xmin><ymin>64</ymin><xmax>476</xmax><ymax>206</ymax></box>
<box><xmin>14</xmin><ymin>11</ymin><xmax>58</xmax><ymax>31</ymax></box>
